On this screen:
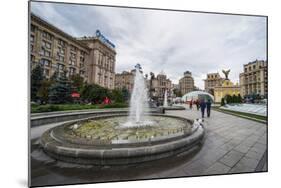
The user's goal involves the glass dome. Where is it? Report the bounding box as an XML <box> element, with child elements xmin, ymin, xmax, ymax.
<box><xmin>181</xmin><ymin>91</ymin><xmax>214</xmax><ymax>102</ymax></box>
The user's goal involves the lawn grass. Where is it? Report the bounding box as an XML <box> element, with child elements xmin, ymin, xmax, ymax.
<box><xmin>212</xmin><ymin>106</ymin><xmax>267</xmax><ymax>122</ymax></box>
<box><xmin>31</xmin><ymin>103</ymin><xmax>128</xmax><ymax>113</ymax></box>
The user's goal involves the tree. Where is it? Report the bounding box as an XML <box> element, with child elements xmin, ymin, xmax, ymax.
<box><xmin>81</xmin><ymin>83</ymin><xmax>110</xmax><ymax>103</ymax></box>
<box><xmin>232</xmin><ymin>94</ymin><xmax>238</xmax><ymax>103</ymax></box>
<box><xmin>31</xmin><ymin>65</ymin><xmax>44</xmax><ymax>102</ymax></box>
<box><xmin>70</xmin><ymin>74</ymin><xmax>85</xmax><ymax>93</ymax></box>
<box><xmin>121</xmin><ymin>87</ymin><xmax>130</xmax><ymax>102</ymax></box>
<box><xmin>225</xmin><ymin>94</ymin><xmax>233</xmax><ymax>104</ymax></box>
<box><xmin>111</xmin><ymin>89</ymin><xmax>124</xmax><ymax>103</ymax></box>
<box><xmin>48</xmin><ymin>71</ymin><xmax>72</xmax><ymax>104</ymax></box>
<box><xmin>37</xmin><ymin>79</ymin><xmax>52</xmax><ymax>104</ymax></box>
<box><xmin>237</xmin><ymin>94</ymin><xmax>242</xmax><ymax>103</ymax></box>
<box><xmin>221</xmin><ymin>98</ymin><xmax>225</xmax><ymax>106</ymax></box>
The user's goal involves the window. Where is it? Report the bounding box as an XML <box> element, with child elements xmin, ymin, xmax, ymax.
<box><xmin>57</xmin><ymin>46</ymin><xmax>65</xmax><ymax>62</ymax></box>
<box><xmin>58</xmin><ymin>39</ymin><xmax>66</xmax><ymax>47</ymax></box>
<box><xmin>40</xmin><ymin>59</ymin><xmax>51</xmax><ymax>67</ymax></box>
<box><xmin>31</xmin><ymin>24</ymin><xmax>36</xmax><ymax>32</ymax></box>
<box><xmin>70</xmin><ymin>52</ymin><xmax>76</xmax><ymax>59</ymax></box>
<box><xmin>57</xmin><ymin>46</ymin><xmax>65</xmax><ymax>55</ymax></box>
<box><xmin>58</xmin><ymin>63</ymin><xmax>65</xmax><ymax>71</ymax></box>
<box><xmin>69</xmin><ymin>67</ymin><xmax>76</xmax><ymax>76</ymax></box>
<box><xmin>31</xmin><ymin>44</ymin><xmax>34</xmax><ymax>52</ymax></box>
<box><xmin>30</xmin><ymin>35</ymin><xmax>35</xmax><ymax>43</ymax></box>
<box><xmin>57</xmin><ymin>55</ymin><xmax>64</xmax><ymax>62</ymax></box>
<box><xmin>41</xmin><ymin>48</ymin><xmax>51</xmax><ymax>57</ymax></box>
<box><xmin>31</xmin><ymin>55</ymin><xmax>36</xmax><ymax>65</ymax></box>
<box><xmin>69</xmin><ymin>60</ymin><xmax>76</xmax><ymax>65</ymax></box>
<box><xmin>70</xmin><ymin>45</ymin><xmax>77</xmax><ymax>52</ymax></box>
<box><xmin>69</xmin><ymin>52</ymin><xmax>76</xmax><ymax>65</ymax></box>
<box><xmin>42</xmin><ymin>40</ymin><xmax>51</xmax><ymax>49</ymax></box>
<box><xmin>244</xmin><ymin>68</ymin><xmax>247</xmax><ymax>72</ymax></box>
<box><xmin>80</xmin><ymin>50</ymin><xmax>86</xmax><ymax>56</ymax></box>
<box><xmin>42</xmin><ymin>31</ymin><xmax>53</xmax><ymax>40</ymax></box>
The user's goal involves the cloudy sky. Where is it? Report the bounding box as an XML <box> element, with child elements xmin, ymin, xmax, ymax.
<box><xmin>31</xmin><ymin>2</ymin><xmax>267</xmax><ymax>89</ymax></box>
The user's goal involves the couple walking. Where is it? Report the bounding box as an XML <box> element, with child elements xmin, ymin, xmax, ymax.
<box><xmin>199</xmin><ymin>98</ymin><xmax>212</xmax><ymax>118</ymax></box>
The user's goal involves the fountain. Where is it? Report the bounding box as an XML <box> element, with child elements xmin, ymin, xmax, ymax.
<box><xmin>123</xmin><ymin>64</ymin><xmax>153</xmax><ymax>127</ymax></box>
<box><xmin>161</xmin><ymin>89</ymin><xmax>185</xmax><ymax>110</ymax></box>
<box><xmin>40</xmin><ymin>64</ymin><xmax>205</xmax><ymax>165</ymax></box>
<box><xmin>163</xmin><ymin>89</ymin><xmax>168</xmax><ymax>107</ymax></box>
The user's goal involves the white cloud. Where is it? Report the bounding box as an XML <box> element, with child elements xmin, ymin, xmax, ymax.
<box><xmin>31</xmin><ymin>2</ymin><xmax>267</xmax><ymax>89</ymax></box>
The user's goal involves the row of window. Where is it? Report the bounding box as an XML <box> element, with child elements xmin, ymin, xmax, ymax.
<box><xmin>31</xmin><ymin>24</ymin><xmax>87</xmax><ymax>61</ymax></box>
<box><xmin>97</xmin><ymin>53</ymin><xmax>114</xmax><ymax>72</ymax></box>
<box><xmin>244</xmin><ymin>65</ymin><xmax>265</xmax><ymax>72</ymax></box>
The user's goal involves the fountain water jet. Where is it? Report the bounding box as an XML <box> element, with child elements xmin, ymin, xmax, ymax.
<box><xmin>123</xmin><ymin>64</ymin><xmax>153</xmax><ymax>127</ymax></box>
<box><xmin>163</xmin><ymin>89</ymin><xmax>168</xmax><ymax>107</ymax></box>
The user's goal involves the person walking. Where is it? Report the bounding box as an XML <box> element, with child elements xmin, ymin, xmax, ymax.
<box><xmin>196</xmin><ymin>99</ymin><xmax>200</xmax><ymax>111</ymax></box>
<box><xmin>206</xmin><ymin>99</ymin><xmax>212</xmax><ymax>117</ymax></box>
<box><xmin>189</xmin><ymin>99</ymin><xmax>193</xmax><ymax>110</ymax></box>
<box><xmin>199</xmin><ymin>99</ymin><xmax>206</xmax><ymax>118</ymax></box>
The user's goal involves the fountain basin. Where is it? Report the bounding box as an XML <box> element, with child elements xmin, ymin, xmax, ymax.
<box><xmin>41</xmin><ymin>114</ymin><xmax>205</xmax><ymax>165</ymax></box>
<box><xmin>161</xmin><ymin>106</ymin><xmax>186</xmax><ymax>110</ymax></box>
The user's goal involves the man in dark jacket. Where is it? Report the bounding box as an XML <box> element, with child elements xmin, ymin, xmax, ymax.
<box><xmin>206</xmin><ymin>99</ymin><xmax>212</xmax><ymax>117</ymax></box>
<box><xmin>199</xmin><ymin>99</ymin><xmax>206</xmax><ymax>118</ymax></box>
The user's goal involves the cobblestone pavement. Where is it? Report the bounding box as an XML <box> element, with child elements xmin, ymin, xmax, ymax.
<box><xmin>30</xmin><ymin>107</ymin><xmax>267</xmax><ymax>187</ymax></box>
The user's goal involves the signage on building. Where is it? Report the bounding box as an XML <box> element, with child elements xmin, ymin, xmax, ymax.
<box><xmin>95</xmin><ymin>30</ymin><xmax>115</xmax><ymax>49</ymax></box>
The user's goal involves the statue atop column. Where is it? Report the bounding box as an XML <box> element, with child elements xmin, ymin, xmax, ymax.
<box><xmin>222</xmin><ymin>69</ymin><xmax>230</xmax><ymax>80</ymax></box>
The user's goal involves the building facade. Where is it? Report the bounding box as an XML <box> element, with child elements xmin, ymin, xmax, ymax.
<box><xmin>179</xmin><ymin>71</ymin><xmax>194</xmax><ymax>95</ymax></box>
<box><xmin>115</xmin><ymin>70</ymin><xmax>135</xmax><ymax>93</ymax></box>
<box><xmin>239</xmin><ymin>60</ymin><xmax>268</xmax><ymax>98</ymax></box>
<box><xmin>77</xmin><ymin>37</ymin><xmax>116</xmax><ymax>89</ymax></box>
<box><xmin>148</xmin><ymin>73</ymin><xmax>172</xmax><ymax>101</ymax></box>
<box><xmin>30</xmin><ymin>13</ymin><xmax>116</xmax><ymax>89</ymax></box>
<box><xmin>204</xmin><ymin>73</ymin><xmax>223</xmax><ymax>95</ymax></box>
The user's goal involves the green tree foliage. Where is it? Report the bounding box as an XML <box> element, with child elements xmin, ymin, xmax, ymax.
<box><xmin>31</xmin><ymin>65</ymin><xmax>44</xmax><ymax>101</ymax></box>
<box><xmin>237</xmin><ymin>94</ymin><xmax>242</xmax><ymax>103</ymax></box>
<box><xmin>70</xmin><ymin>74</ymin><xmax>85</xmax><ymax>93</ymax></box>
<box><xmin>48</xmin><ymin>71</ymin><xmax>72</xmax><ymax>104</ymax></box>
<box><xmin>232</xmin><ymin>94</ymin><xmax>238</xmax><ymax>103</ymax></box>
<box><xmin>225</xmin><ymin>94</ymin><xmax>233</xmax><ymax>104</ymax></box>
<box><xmin>111</xmin><ymin>89</ymin><xmax>124</xmax><ymax>103</ymax></box>
<box><xmin>81</xmin><ymin>83</ymin><xmax>110</xmax><ymax>103</ymax></box>
<box><xmin>37</xmin><ymin>79</ymin><xmax>52</xmax><ymax>104</ymax></box>
<box><xmin>221</xmin><ymin>98</ymin><xmax>225</xmax><ymax>106</ymax></box>
<box><xmin>120</xmin><ymin>87</ymin><xmax>130</xmax><ymax>102</ymax></box>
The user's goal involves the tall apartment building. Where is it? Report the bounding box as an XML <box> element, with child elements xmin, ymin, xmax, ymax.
<box><xmin>115</xmin><ymin>70</ymin><xmax>135</xmax><ymax>93</ymax></box>
<box><xmin>179</xmin><ymin>71</ymin><xmax>194</xmax><ymax>95</ymax></box>
<box><xmin>30</xmin><ymin>13</ymin><xmax>116</xmax><ymax>89</ymax></box>
<box><xmin>239</xmin><ymin>60</ymin><xmax>268</xmax><ymax>98</ymax></box>
<box><xmin>204</xmin><ymin>73</ymin><xmax>223</xmax><ymax>95</ymax></box>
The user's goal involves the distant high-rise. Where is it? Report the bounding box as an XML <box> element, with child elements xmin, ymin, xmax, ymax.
<box><xmin>179</xmin><ymin>71</ymin><xmax>194</xmax><ymax>95</ymax></box>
